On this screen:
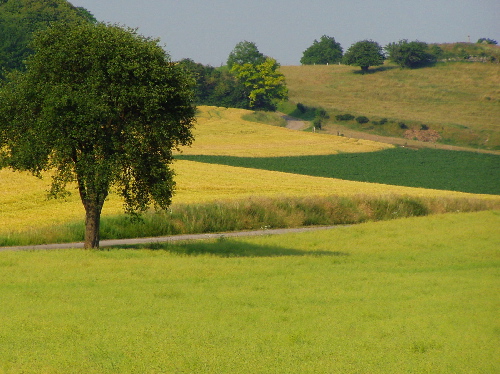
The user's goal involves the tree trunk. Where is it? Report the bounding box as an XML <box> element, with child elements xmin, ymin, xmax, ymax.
<box><xmin>84</xmin><ymin>200</ymin><xmax>103</xmax><ymax>249</ymax></box>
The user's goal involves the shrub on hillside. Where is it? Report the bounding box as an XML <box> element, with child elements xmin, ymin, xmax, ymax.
<box><xmin>372</xmin><ymin>118</ymin><xmax>387</xmax><ymax>125</ymax></box>
<box><xmin>296</xmin><ymin>102</ymin><xmax>307</xmax><ymax>113</ymax></box>
<box><xmin>356</xmin><ymin>116</ymin><xmax>370</xmax><ymax>124</ymax></box>
<box><xmin>335</xmin><ymin>113</ymin><xmax>355</xmax><ymax>121</ymax></box>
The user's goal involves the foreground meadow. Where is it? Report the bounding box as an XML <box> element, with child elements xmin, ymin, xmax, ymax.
<box><xmin>1</xmin><ymin>211</ymin><xmax>499</xmax><ymax>373</ymax></box>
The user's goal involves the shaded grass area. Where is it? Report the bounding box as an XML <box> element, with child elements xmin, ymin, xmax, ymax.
<box><xmin>1</xmin><ymin>194</ymin><xmax>497</xmax><ymax>247</ymax></box>
<box><xmin>177</xmin><ymin>147</ymin><xmax>500</xmax><ymax>195</ymax></box>
<box><xmin>1</xmin><ymin>211</ymin><xmax>499</xmax><ymax>373</ymax></box>
<box><xmin>241</xmin><ymin>110</ymin><xmax>287</xmax><ymax>127</ymax></box>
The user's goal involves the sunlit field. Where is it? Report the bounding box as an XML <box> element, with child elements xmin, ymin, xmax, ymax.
<box><xmin>1</xmin><ymin>211</ymin><xmax>499</xmax><ymax>373</ymax></box>
<box><xmin>2</xmin><ymin>159</ymin><xmax>498</xmax><ymax>236</ymax></box>
<box><xmin>180</xmin><ymin>106</ymin><xmax>393</xmax><ymax>156</ymax></box>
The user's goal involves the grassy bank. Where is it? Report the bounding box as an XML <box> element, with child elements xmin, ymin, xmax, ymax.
<box><xmin>1</xmin><ymin>211</ymin><xmax>499</xmax><ymax>373</ymax></box>
<box><xmin>1</xmin><ymin>194</ymin><xmax>498</xmax><ymax>247</ymax></box>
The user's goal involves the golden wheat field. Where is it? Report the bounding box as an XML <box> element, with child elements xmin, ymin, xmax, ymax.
<box><xmin>1</xmin><ymin>106</ymin><xmax>498</xmax><ymax>235</ymax></box>
<box><xmin>180</xmin><ymin>106</ymin><xmax>393</xmax><ymax>156</ymax></box>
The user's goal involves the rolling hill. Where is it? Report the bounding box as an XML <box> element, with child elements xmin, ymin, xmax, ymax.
<box><xmin>280</xmin><ymin>62</ymin><xmax>500</xmax><ymax>150</ymax></box>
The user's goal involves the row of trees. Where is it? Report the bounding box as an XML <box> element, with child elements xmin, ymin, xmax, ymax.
<box><xmin>180</xmin><ymin>41</ymin><xmax>288</xmax><ymax>111</ymax></box>
<box><xmin>300</xmin><ymin>36</ymin><xmax>469</xmax><ymax>71</ymax></box>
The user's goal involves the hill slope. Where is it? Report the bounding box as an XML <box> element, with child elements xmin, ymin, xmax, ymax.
<box><xmin>280</xmin><ymin>63</ymin><xmax>500</xmax><ymax>149</ymax></box>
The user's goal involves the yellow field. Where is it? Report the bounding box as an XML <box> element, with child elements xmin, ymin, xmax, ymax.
<box><xmin>181</xmin><ymin>106</ymin><xmax>392</xmax><ymax>156</ymax></box>
<box><xmin>1</xmin><ymin>105</ymin><xmax>499</xmax><ymax>235</ymax></box>
<box><xmin>2</xmin><ymin>160</ymin><xmax>499</xmax><ymax>234</ymax></box>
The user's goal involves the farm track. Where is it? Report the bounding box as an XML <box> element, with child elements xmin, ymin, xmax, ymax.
<box><xmin>281</xmin><ymin>114</ymin><xmax>500</xmax><ymax>155</ymax></box>
<box><xmin>0</xmin><ymin>225</ymin><xmax>342</xmax><ymax>252</ymax></box>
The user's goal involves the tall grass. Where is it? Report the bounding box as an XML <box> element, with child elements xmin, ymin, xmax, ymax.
<box><xmin>1</xmin><ymin>195</ymin><xmax>497</xmax><ymax>247</ymax></box>
<box><xmin>1</xmin><ymin>211</ymin><xmax>499</xmax><ymax>373</ymax></box>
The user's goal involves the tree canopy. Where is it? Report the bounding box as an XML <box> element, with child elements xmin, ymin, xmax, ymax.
<box><xmin>300</xmin><ymin>35</ymin><xmax>343</xmax><ymax>65</ymax></box>
<box><xmin>231</xmin><ymin>57</ymin><xmax>288</xmax><ymax>111</ymax></box>
<box><xmin>385</xmin><ymin>40</ymin><xmax>437</xmax><ymax>68</ymax></box>
<box><xmin>0</xmin><ymin>0</ymin><xmax>96</xmax><ymax>79</ymax></box>
<box><xmin>178</xmin><ymin>59</ymin><xmax>248</xmax><ymax>109</ymax></box>
<box><xmin>342</xmin><ymin>40</ymin><xmax>385</xmax><ymax>72</ymax></box>
<box><xmin>0</xmin><ymin>22</ymin><xmax>196</xmax><ymax>248</ymax></box>
<box><xmin>227</xmin><ymin>41</ymin><xmax>266</xmax><ymax>69</ymax></box>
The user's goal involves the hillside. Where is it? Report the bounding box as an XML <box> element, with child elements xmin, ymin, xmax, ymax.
<box><xmin>280</xmin><ymin>62</ymin><xmax>500</xmax><ymax>150</ymax></box>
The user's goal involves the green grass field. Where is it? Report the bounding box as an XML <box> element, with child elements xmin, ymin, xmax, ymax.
<box><xmin>1</xmin><ymin>211</ymin><xmax>499</xmax><ymax>373</ymax></box>
<box><xmin>177</xmin><ymin>147</ymin><xmax>500</xmax><ymax>195</ymax></box>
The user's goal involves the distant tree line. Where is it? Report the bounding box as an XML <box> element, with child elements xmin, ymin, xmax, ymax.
<box><xmin>179</xmin><ymin>41</ymin><xmax>287</xmax><ymax>111</ymax></box>
<box><xmin>300</xmin><ymin>35</ymin><xmax>499</xmax><ymax>72</ymax></box>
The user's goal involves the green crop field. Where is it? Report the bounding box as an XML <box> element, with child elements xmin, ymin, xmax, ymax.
<box><xmin>1</xmin><ymin>211</ymin><xmax>499</xmax><ymax>373</ymax></box>
<box><xmin>177</xmin><ymin>147</ymin><xmax>500</xmax><ymax>195</ymax></box>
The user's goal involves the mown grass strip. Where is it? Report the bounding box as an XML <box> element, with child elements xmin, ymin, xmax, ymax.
<box><xmin>177</xmin><ymin>147</ymin><xmax>500</xmax><ymax>195</ymax></box>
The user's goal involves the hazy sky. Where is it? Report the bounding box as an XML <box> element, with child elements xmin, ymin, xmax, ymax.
<box><xmin>70</xmin><ymin>0</ymin><xmax>500</xmax><ymax>66</ymax></box>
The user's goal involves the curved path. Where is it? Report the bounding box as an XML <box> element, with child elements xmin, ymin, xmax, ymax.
<box><xmin>0</xmin><ymin>225</ymin><xmax>341</xmax><ymax>252</ymax></box>
<box><xmin>278</xmin><ymin>112</ymin><xmax>309</xmax><ymax>131</ymax></box>
<box><xmin>279</xmin><ymin>113</ymin><xmax>499</xmax><ymax>155</ymax></box>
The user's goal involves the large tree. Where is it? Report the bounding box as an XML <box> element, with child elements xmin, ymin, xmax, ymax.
<box><xmin>300</xmin><ymin>35</ymin><xmax>343</xmax><ymax>65</ymax></box>
<box><xmin>385</xmin><ymin>40</ymin><xmax>436</xmax><ymax>68</ymax></box>
<box><xmin>0</xmin><ymin>22</ymin><xmax>196</xmax><ymax>248</ymax></box>
<box><xmin>231</xmin><ymin>57</ymin><xmax>288</xmax><ymax>111</ymax></box>
<box><xmin>342</xmin><ymin>40</ymin><xmax>385</xmax><ymax>73</ymax></box>
<box><xmin>0</xmin><ymin>0</ymin><xmax>96</xmax><ymax>79</ymax></box>
<box><xmin>227</xmin><ymin>41</ymin><xmax>266</xmax><ymax>69</ymax></box>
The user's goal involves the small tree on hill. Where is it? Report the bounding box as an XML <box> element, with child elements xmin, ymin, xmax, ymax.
<box><xmin>385</xmin><ymin>40</ymin><xmax>436</xmax><ymax>68</ymax></box>
<box><xmin>300</xmin><ymin>35</ymin><xmax>343</xmax><ymax>65</ymax></box>
<box><xmin>0</xmin><ymin>22</ymin><xmax>196</xmax><ymax>249</ymax></box>
<box><xmin>342</xmin><ymin>40</ymin><xmax>385</xmax><ymax>73</ymax></box>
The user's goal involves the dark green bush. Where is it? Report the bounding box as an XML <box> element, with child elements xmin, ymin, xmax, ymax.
<box><xmin>399</xmin><ymin>122</ymin><xmax>408</xmax><ymax>129</ymax></box>
<box><xmin>335</xmin><ymin>113</ymin><xmax>355</xmax><ymax>121</ymax></box>
<box><xmin>356</xmin><ymin>116</ymin><xmax>369</xmax><ymax>124</ymax></box>
<box><xmin>316</xmin><ymin>108</ymin><xmax>329</xmax><ymax>119</ymax></box>
<box><xmin>313</xmin><ymin>117</ymin><xmax>322</xmax><ymax>129</ymax></box>
<box><xmin>421</xmin><ymin>124</ymin><xmax>429</xmax><ymax>130</ymax></box>
<box><xmin>296</xmin><ymin>103</ymin><xmax>307</xmax><ymax>113</ymax></box>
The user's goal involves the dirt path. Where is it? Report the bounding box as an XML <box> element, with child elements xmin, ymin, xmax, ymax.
<box><xmin>0</xmin><ymin>226</ymin><xmax>342</xmax><ymax>252</ymax></box>
<box><xmin>279</xmin><ymin>114</ymin><xmax>499</xmax><ymax>155</ymax></box>
<box><xmin>323</xmin><ymin>125</ymin><xmax>500</xmax><ymax>154</ymax></box>
<box><xmin>278</xmin><ymin>112</ymin><xmax>309</xmax><ymax>131</ymax></box>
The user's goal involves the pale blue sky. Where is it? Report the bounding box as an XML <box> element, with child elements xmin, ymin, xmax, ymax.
<box><xmin>70</xmin><ymin>0</ymin><xmax>500</xmax><ymax>66</ymax></box>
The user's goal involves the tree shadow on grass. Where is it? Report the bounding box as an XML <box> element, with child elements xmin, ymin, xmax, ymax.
<box><xmin>112</xmin><ymin>239</ymin><xmax>349</xmax><ymax>258</ymax></box>
<box><xmin>352</xmin><ymin>65</ymin><xmax>398</xmax><ymax>75</ymax></box>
